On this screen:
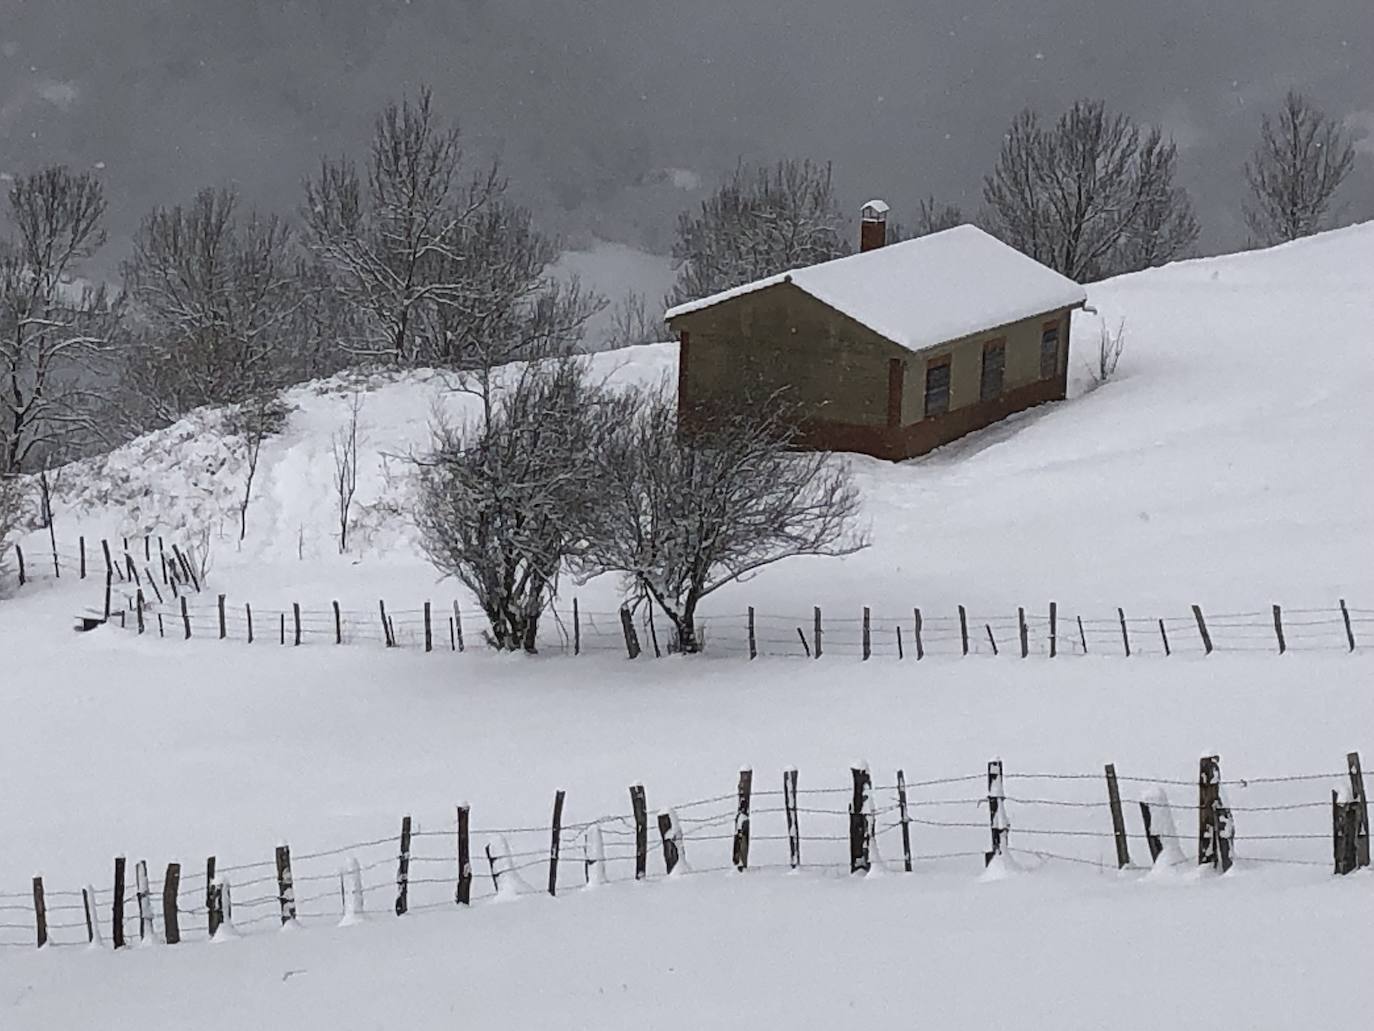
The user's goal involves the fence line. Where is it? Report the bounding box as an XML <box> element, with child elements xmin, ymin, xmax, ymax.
<box><xmin>4</xmin><ymin>751</ymin><xmax>1370</xmax><ymax>953</ymax></box>
<box><xmin>94</xmin><ymin>590</ymin><xmax>1368</xmax><ymax>660</ymax></box>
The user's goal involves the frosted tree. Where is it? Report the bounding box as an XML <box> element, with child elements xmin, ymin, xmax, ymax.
<box><xmin>413</xmin><ymin>358</ymin><xmax>622</xmax><ymax>652</ymax></box>
<box><xmin>669</xmin><ymin>158</ymin><xmax>849</xmax><ymax>305</ymax></box>
<box><xmin>1243</xmin><ymin>91</ymin><xmax>1357</xmax><ymax>245</ymax></box>
<box><xmin>889</xmin><ymin>196</ymin><xmax>965</xmax><ymax>242</ymax></box>
<box><xmin>119</xmin><ymin>188</ymin><xmax>336</xmax><ymax>427</ymax></box>
<box><xmin>982</xmin><ymin>100</ymin><xmax>1199</xmax><ymax>280</ymax></box>
<box><xmin>603</xmin><ymin>291</ymin><xmax>666</xmax><ymax>350</ymax></box>
<box><xmin>0</xmin><ymin>472</ymin><xmax>22</xmax><ymax>570</ymax></box>
<box><xmin>580</xmin><ymin>381</ymin><xmax>867</xmax><ymax>654</ymax></box>
<box><xmin>0</xmin><ymin>166</ymin><xmax>121</xmax><ymax>477</ymax></box>
<box><xmin>331</xmin><ymin>394</ymin><xmax>362</xmax><ymax>554</ymax></box>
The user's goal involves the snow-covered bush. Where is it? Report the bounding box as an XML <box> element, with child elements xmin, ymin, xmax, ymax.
<box><xmin>0</xmin><ymin>473</ymin><xmax>23</xmax><ymax>573</ymax></box>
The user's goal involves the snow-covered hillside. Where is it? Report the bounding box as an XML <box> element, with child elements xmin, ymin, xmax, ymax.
<box><xmin>2</xmin><ymin>225</ymin><xmax>1372</xmax><ymax>1031</ymax></box>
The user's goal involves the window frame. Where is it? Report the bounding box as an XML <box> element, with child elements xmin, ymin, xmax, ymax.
<box><xmin>1039</xmin><ymin>319</ymin><xmax>1061</xmax><ymax>379</ymax></box>
<box><xmin>979</xmin><ymin>338</ymin><xmax>1006</xmax><ymax>402</ymax></box>
<box><xmin>923</xmin><ymin>355</ymin><xmax>951</xmax><ymax>418</ymax></box>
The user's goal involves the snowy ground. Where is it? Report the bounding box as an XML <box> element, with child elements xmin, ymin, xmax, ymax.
<box><xmin>2</xmin><ymin>225</ymin><xmax>1373</xmax><ymax>1027</ymax></box>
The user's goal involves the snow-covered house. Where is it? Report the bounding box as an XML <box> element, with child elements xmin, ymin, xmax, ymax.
<box><xmin>663</xmin><ymin>204</ymin><xmax>1088</xmax><ymax>461</ymax></box>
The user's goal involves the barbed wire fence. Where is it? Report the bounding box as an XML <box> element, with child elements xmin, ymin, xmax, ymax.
<box><xmin>3</xmin><ymin>752</ymin><xmax>1369</xmax><ymax>953</ymax></box>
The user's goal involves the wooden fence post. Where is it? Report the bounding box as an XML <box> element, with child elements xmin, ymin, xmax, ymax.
<box><xmin>1018</xmin><ymin>607</ymin><xmax>1029</xmax><ymax>658</ymax></box>
<box><xmin>279</xmin><ymin>612</ymin><xmax>286</xmax><ymax>645</ymax></box>
<box><xmin>174</xmin><ymin>544</ymin><xmax>199</xmax><ymax>592</ymax></box>
<box><xmin>897</xmin><ymin>769</ymin><xmax>913</xmax><ymax>873</ymax></box>
<box><xmin>101</xmin><ymin>538</ymin><xmax>114</xmax><ymax>581</ymax></box>
<box><xmin>571</xmin><ymin>598</ymin><xmax>579</xmax><ymax>656</ymax></box>
<box><xmin>82</xmin><ymin>885</ymin><xmax>100</xmax><ymax>946</ymax></box>
<box><xmin>275</xmin><ymin>846</ymin><xmax>297</xmax><ymax>924</ymax></box>
<box><xmin>135</xmin><ymin>859</ymin><xmax>156</xmax><ymax>942</ymax></box>
<box><xmin>732</xmin><ymin>768</ymin><xmax>752</xmax><ymax>871</ymax></box>
<box><xmin>15</xmin><ymin>543</ymin><xmax>25</xmax><ymax>586</ymax></box>
<box><xmin>619</xmin><ymin>605</ymin><xmax>642</xmax><ymax>659</ymax></box>
<box><xmin>1272</xmin><ymin>604</ymin><xmax>1286</xmax><ymax>654</ymax></box>
<box><xmin>394</xmin><ymin>816</ymin><xmax>412</xmax><ymax>916</ymax></box>
<box><xmin>747</xmin><ymin>606</ymin><xmax>757</xmax><ymax>660</ymax></box>
<box><xmin>1077</xmin><ymin>616</ymin><xmax>1087</xmax><ymax>655</ymax></box>
<box><xmin>861</xmin><ymin>607</ymin><xmax>871</xmax><ymax>660</ymax></box>
<box><xmin>50</xmin><ymin>527</ymin><xmax>59</xmax><ymax>579</ymax></box>
<box><xmin>455</xmin><ymin>804</ymin><xmax>472</xmax><ymax>905</ymax></box>
<box><xmin>136</xmin><ymin>590</ymin><xmax>145</xmax><ymax>634</ymax></box>
<box><xmin>645</xmin><ymin>605</ymin><xmax>661</xmax><ymax>658</ymax></box>
<box><xmin>629</xmin><ymin>784</ymin><xmax>648</xmax><ymax>880</ymax></box>
<box><xmin>1117</xmin><ymin>608</ymin><xmax>1131</xmax><ymax>657</ymax></box>
<box><xmin>1158</xmin><ymin>619</ymin><xmax>1171</xmax><ymax>656</ymax></box>
<box><xmin>162</xmin><ymin>863</ymin><xmax>181</xmax><ymax>945</ymax></box>
<box><xmin>1197</xmin><ymin>755</ymin><xmax>1234</xmax><ymax>872</ymax></box>
<box><xmin>245</xmin><ymin>604</ymin><xmax>254</xmax><ymax>644</ymax></box>
<box><xmin>1348</xmin><ymin>752</ymin><xmax>1370</xmax><ymax>870</ymax></box>
<box><xmin>205</xmin><ymin>857</ymin><xmax>219</xmax><ymax>938</ymax></box>
<box><xmin>896</xmin><ymin>625</ymin><xmax>904</xmax><ymax>659</ymax></box>
<box><xmin>848</xmin><ymin>764</ymin><xmax>872</xmax><ymax>874</ymax></box>
<box><xmin>1192</xmin><ymin>604</ymin><xmax>1213</xmax><ymax>655</ymax></box>
<box><xmin>548</xmin><ymin>790</ymin><xmax>566</xmax><ymax>897</ymax></box>
<box><xmin>657</xmin><ymin>812</ymin><xmax>682</xmax><ymax>874</ymax></box>
<box><xmin>112</xmin><ymin>856</ymin><xmax>127</xmax><ymax>949</ymax></box>
<box><xmin>378</xmin><ymin>600</ymin><xmax>391</xmax><ymax>647</ymax></box>
<box><xmin>125</xmin><ymin>553</ymin><xmax>139</xmax><ymax>585</ymax></box>
<box><xmin>79</xmin><ymin>536</ymin><xmax>86</xmax><ymax>579</ymax></box>
<box><xmin>292</xmin><ymin>602</ymin><xmax>301</xmax><ymax>646</ymax></box>
<box><xmin>784</xmin><ymin>767</ymin><xmax>800</xmax><ymax>869</ymax></box>
<box><xmin>813</xmin><ymin>606</ymin><xmax>823</xmax><ymax>659</ymax></box>
<box><xmin>1334</xmin><ymin>790</ymin><xmax>1361</xmax><ymax>875</ymax></box>
<box><xmin>913</xmin><ymin>608</ymin><xmax>924</xmax><ymax>660</ymax></box>
<box><xmin>158</xmin><ymin>613</ymin><xmax>165</xmax><ymax>638</ymax></box>
<box><xmin>32</xmin><ymin>876</ymin><xmax>47</xmax><ymax>948</ymax></box>
<box><xmin>424</xmin><ymin>601</ymin><xmax>433</xmax><ymax>653</ymax></box>
<box><xmin>218</xmin><ymin>595</ymin><xmax>227</xmax><ymax>639</ymax></box>
<box><xmin>984</xmin><ymin>624</ymin><xmax>999</xmax><ymax>656</ymax></box>
<box><xmin>147</xmin><ymin>568</ymin><xmax>165</xmax><ymax>604</ymax></box>
<box><xmin>182</xmin><ymin>596</ymin><xmax>192</xmax><ymax>640</ymax></box>
<box><xmin>1048</xmin><ymin>602</ymin><xmax>1057</xmax><ymax>657</ymax></box>
<box><xmin>104</xmin><ymin>571</ymin><xmax>113</xmax><ymax>620</ymax></box>
<box><xmin>958</xmin><ymin>605</ymin><xmax>969</xmax><ymax>655</ymax></box>
<box><xmin>333</xmin><ymin>601</ymin><xmax>342</xmax><ymax>644</ymax></box>
<box><xmin>454</xmin><ymin>601</ymin><xmax>465</xmax><ymax>652</ymax></box>
<box><xmin>1339</xmin><ymin>599</ymin><xmax>1356</xmax><ymax>652</ymax></box>
<box><xmin>1104</xmin><ymin>764</ymin><xmax>1131</xmax><ymax>869</ymax></box>
<box><xmin>795</xmin><ymin>627</ymin><xmax>811</xmax><ymax>658</ymax></box>
<box><xmin>985</xmin><ymin>761</ymin><xmax>1007</xmax><ymax>866</ymax></box>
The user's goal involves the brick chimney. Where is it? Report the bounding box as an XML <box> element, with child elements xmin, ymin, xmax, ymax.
<box><xmin>860</xmin><ymin>199</ymin><xmax>889</xmax><ymax>252</ymax></box>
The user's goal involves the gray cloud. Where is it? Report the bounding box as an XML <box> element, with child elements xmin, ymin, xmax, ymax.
<box><xmin>1</xmin><ymin>0</ymin><xmax>1371</xmax><ymax>270</ymax></box>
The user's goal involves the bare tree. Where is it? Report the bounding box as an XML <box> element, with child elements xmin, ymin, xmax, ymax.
<box><xmin>669</xmin><ymin>158</ymin><xmax>849</xmax><ymax>305</ymax></box>
<box><xmin>580</xmin><ymin>381</ymin><xmax>867</xmax><ymax>654</ymax></box>
<box><xmin>1087</xmin><ymin>318</ymin><xmax>1126</xmax><ymax>386</ymax></box>
<box><xmin>302</xmin><ymin>85</ymin><xmax>503</xmax><ymax>364</ymax></box>
<box><xmin>890</xmin><ymin>196</ymin><xmax>965</xmax><ymax>242</ymax></box>
<box><xmin>602</xmin><ymin>291</ymin><xmax>666</xmax><ymax>350</ymax></box>
<box><xmin>331</xmin><ymin>394</ymin><xmax>363</xmax><ymax>553</ymax></box>
<box><xmin>1244</xmin><ymin>90</ymin><xmax>1357</xmax><ymax>245</ymax></box>
<box><xmin>228</xmin><ymin>394</ymin><xmax>288</xmax><ymax>543</ymax></box>
<box><xmin>413</xmin><ymin>358</ymin><xmax>622</xmax><ymax>652</ymax></box>
<box><xmin>0</xmin><ymin>166</ymin><xmax>121</xmax><ymax>477</ymax></box>
<box><xmin>119</xmin><ymin>188</ymin><xmax>332</xmax><ymax>427</ymax></box>
<box><xmin>982</xmin><ymin>101</ymin><xmax>1199</xmax><ymax>280</ymax></box>
<box><xmin>0</xmin><ymin>473</ymin><xmax>22</xmax><ymax>575</ymax></box>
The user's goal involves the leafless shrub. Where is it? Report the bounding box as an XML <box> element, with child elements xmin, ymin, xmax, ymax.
<box><xmin>331</xmin><ymin>394</ymin><xmax>363</xmax><ymax>553</ymax></box>
<box><xmin>1088</xmin><ymin>319</ymin><xmax>1127</xmax><ymax>385</ymax></box>
<box><xmin>604</xmin><ymin>291</ymin><xmax>666</xmax><ymax>349</ymax></box>
<box><xmin>226</xmin><ymin>394</ymin><xmax>289</xmax><ymax>543</ymax></box>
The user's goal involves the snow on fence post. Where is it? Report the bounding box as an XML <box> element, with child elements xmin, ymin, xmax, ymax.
<box><xmin>583</xmin><ymin>825</ymin><xmax>607</xmax><ymax>888</ymax></box>
<box><xmin>1048</xmin><ymin>602</ymin><xmax>1057</xmax><ymax>657</ymax></box>
<box><xmin>783</xmin><ymin>767</ymin><xmax>801</xmax><ymax>869</ymax></box>
<box><xmin>913</xmin><ymin>608</ymin><xmax>925</xmax><ymax>660</ymax></box>
<box><xmin>747</xmin><ymin>606</ymin><xmax>757</xmax><ymax>660</ymax></box>
<box><xmin>897</xmin><ymin>769</ymin><xmax>913</xmax><ymax>873</ymax></box>
<box><xmin>732</xmin><ymin>768</ymin><xmax>752</xmax><ymax>871</ymax></box>
<box><xmin>275</xmin><ymin>845</ymin><xmax>298</xmax><ymax>925</ymax></box>
<box><xmin>455</xmin><ymin>804</ymin><xmax>473</xmax><ymax>905</ymax></box>
<box><xmin>333</xmin><ymin>601</ymin><xmax>342</xmax><ymax>644</ymax></box>
<box><xmin>1158</xmin><ymin>619</ymin><xmax>1171</xmax><ymax>656</ymax></box>
<box><xmin>135</xmin><ymin>589</ymin><xmax>145</xmax><ymax>635</ymax></box>
<box><xmin>15</xmin><ymin>543</ymin><xmax>24</xmax><ymax>586</ymax></box>
<box><xmin>958</xmin><ymin>605</ymin><xmax>969</xmax><ymax>655</ymax></box>
<box><xmin>135</xmin><ymin>859</ymin><xmax>157</xmax><ymax>943</ymax></box>
<box><xmin>484</xmin><ymin>837</ymin><xmax>521</xmax><ymax>901</ymax></box>
<box><xmin>1347</xmin><ymin>752</ymin><xmax>1370</xmax><ymax>870</ymax></box>
<box><xmin>1117</xmin><ymin>608</ymin><xmax>1131</xmax><ymax>657</ymax></box>
<box><xmin>984</xmin><ymin>624</ymin><xmax>999</xmax><ymax>656</ymax></box>
<box><xmin>1138</xmin><ymin>789</ymin><xmax>1180</xmax><ymax>868</ymax></box>
<box><xmin>112</xmin><ymin>856</ymin><xmax>127</xmax><ymax>949</ymax></box>
<box><xmin>618</xmin><ymin>604</ymin><xmax>641</xmax><ymax>659</ymax></box>
<box><xmin>984</xmin><ymin>761</ymin><xmax>1008</xmax><ymax>867</ymax></box>
<box><xmin>162</xmin><ymin>863</ymin><xmax>181</xmax><ymax>945</ymax></box>
<box><xmin>548</xmin><ymin>790</ymin><xmax>566</xmax><ymax>897</ymax></box>
<box><xmin>394</xmin><ymin>816</ymin><xmax>412</xmax><ymax>916</ymax></box>
<box><xmin>424</xmin><ymin>601</ymin><xmax>432</xmax><ymax>653</ymax></box>
<box><xmin>657</xmin><ymin>811</ymin><xmax>684</xmax><ymax>875</ymax></box>
<box><xmin>813</xmin><ymin>606</ymin><xmax>823</xmax><ymax>659</ymax></box>
<box><xmin>340</xmin><ymin>858</ymin><xmax>365</xmax><ymax>925</ymax></box>
<box><xmin>1272</xmin><ymin>604</ymin><xmax>1286</xmax><ymax>654</ymax></box>
<box><xmin>182</xmin><ymin>596</ymin><xmax>193</xmax><ymax>640</ymax></box>
<box><xmin>1339</xmin><ymin>599</ymin><xmax>1355</xmax><ymax>652</ymax></box>
<box><xmin>205</xmin><ymin>857</ymin><xmax>219</xmax><ymax>938</ymax></box>
<box><xmin>1197</xmin><ymin>755</ymin><xmax>1234</xmax><ymax>873</ymax></box>
<box><xmin>32</xmin><ymin>876</ymin><xmax>47</xmax><ymax>948</ymax></box>
<box><xmin>218</xmin><ymin>595</ymin><xmax>227</xmax><ymax>639</ymax></box>
<box><xmin>210</xmin><ymin>876</ymin><xmax>234</xmax><ymax>940</ymax></box>
<box><xmin>1018</xmin><ymin>607</ymin><xmax>1029</xmax><ymax>658</ymax></box>
<box><xmin>1191</xmin><ymin>604</ymin><xmax>1213</xmax><ymax>655</ymax></box>
<box><xmin>629</xmin><ymin>784</ymin><xmax>649</xmax><ymax>880</ymax></box>
<box><xmin>1104</xmin><ymin>764</ymin><xmax>1131</xmax><ymax>869</ymax></box>
<box><xmin>848</xmin><ymin>763</ymin><xmax>872</xmax><ymax>874</ymax></box>
<box><xmin>862</xmin><ymin>606</ymin><xmax>871</xmax><ymax>660</ymax></box>
<box><xmin>82</xmin><ymin>886</ymin><xmax>100</xmax><ymax>946</ymax></box>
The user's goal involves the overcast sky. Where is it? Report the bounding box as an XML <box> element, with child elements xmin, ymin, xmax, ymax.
<box><xmin>2</xmin><ymin>0</ymin><xmax>1371</xmax><ymax>273</ymax></box>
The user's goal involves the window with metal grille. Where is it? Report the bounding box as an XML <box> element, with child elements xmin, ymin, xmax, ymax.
<box><xmin>980</xmin><ymin>341</ymin><xmax>1005</xmax><ymax>401</ymax></box>
<box><xmin>924</xmin><ymin>361</ymin><xmax>950</xmax><ymax>417</ymax></box>
<box><xmin>1040</xmin><ymin>323</ymin><xmax>1061</xmax><ymax>378</ymax></box>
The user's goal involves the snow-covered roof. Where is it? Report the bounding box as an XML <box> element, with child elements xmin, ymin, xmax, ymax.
<box><xmin>664</xmin><ymin>225</ymin><xmax>1088</xmax><ymax>354</ymax></box>
<box><xmin>861</xmin><ymin>199</ymin><xmax>890</xmax><ymax>216</ymax></box>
